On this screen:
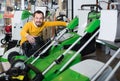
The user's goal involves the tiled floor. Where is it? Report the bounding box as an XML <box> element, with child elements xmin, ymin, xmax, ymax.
<box><xmin>96</xmin><ymin>44</ymin><xmax>120</xmax><ymax>81</ymax></box>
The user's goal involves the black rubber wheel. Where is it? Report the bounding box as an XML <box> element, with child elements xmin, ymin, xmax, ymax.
<box><xmin>11</xmin><ymin>60</ymin><xmax>26</xmax><ymax>70</ymax></box>
<box><xmin>8</xmin><ymin>51</ymin><xmax>20</xmax><ymax>63</ymax></box>
<box><xmin>1</xmin><ymin>39</ymin><xmax>6</xmax><ymax>45</ymax></box>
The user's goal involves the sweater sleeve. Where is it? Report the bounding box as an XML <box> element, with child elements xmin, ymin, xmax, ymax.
<box><xmin>45</xmin><ymin>21</ymin><xmax>67</xmax><ymax>27</ymax></box>
<box><xmin>20</xmin><ymin>23</ymin><xmax>29</xmax><ymax>38</ymax></box>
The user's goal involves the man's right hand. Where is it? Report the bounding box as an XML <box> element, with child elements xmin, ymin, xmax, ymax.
<box><xmin>26</xmin><ymin>34</ymin><xmax>35</xmax><ymax>44</ymax></box>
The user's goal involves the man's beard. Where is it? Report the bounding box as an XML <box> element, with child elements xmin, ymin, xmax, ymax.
<box><xmin>35</xmin><ymin>22</ymin><xmax>42</xmax><ymax>27</ymax></box>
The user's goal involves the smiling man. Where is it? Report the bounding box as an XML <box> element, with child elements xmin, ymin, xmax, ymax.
<box><xmin>20</xmin><ymin>10</ymin><xmax>67</xmax><ymax>56</ymax></box>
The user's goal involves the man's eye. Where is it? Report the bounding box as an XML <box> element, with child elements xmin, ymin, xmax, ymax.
<box><xmin>36</xmin><ymin>18</ymin><xmax>42</xmax><ymax>20</ymax></box>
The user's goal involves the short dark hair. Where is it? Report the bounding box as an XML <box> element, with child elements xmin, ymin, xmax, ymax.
<box><xmin>33</xmin><ymin>10</ymin><xmax>44</xmax><ymax>18</ymax></box>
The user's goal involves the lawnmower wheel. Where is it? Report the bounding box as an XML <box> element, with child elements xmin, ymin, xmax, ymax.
<box><xmin>8</xmin><ymin>51</ymin><xmax>20</xmax><ymax>63</ymax></box>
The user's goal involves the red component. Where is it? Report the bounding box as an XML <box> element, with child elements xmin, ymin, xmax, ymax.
<box><xmin>5</xmin><ymin>25</ymin><xmax>12</xmax><ymax>33</ymax></box>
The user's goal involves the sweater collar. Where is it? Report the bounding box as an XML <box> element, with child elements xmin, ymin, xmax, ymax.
<box><xmin>33</xmin><ymin>21</ymin><xmax>38</xmax><ymax>28</ymax></box>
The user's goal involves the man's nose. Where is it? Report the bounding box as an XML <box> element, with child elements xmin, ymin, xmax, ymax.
<box><xmin>38</xmin><ymin>19</ymin><xmax>42</xmax><ymax>21</ymax></box>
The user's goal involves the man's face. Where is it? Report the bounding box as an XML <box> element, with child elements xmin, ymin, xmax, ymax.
<box><xmin>34</xmin><ymin>13</ymin><xmax>44</xmax><ymax>27</ymax></box>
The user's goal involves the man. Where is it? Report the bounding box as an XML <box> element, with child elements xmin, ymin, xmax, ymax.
<box><xmin>20</xmin><ymin>10</ymin><xmax>67</xmax><ymax>57</ymax></box>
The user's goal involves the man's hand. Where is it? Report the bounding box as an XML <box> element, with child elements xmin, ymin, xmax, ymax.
<box><xmin>26</xmin><ymin>34</ymin><xmax>36</xmax><ymax>44</ymax></box>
